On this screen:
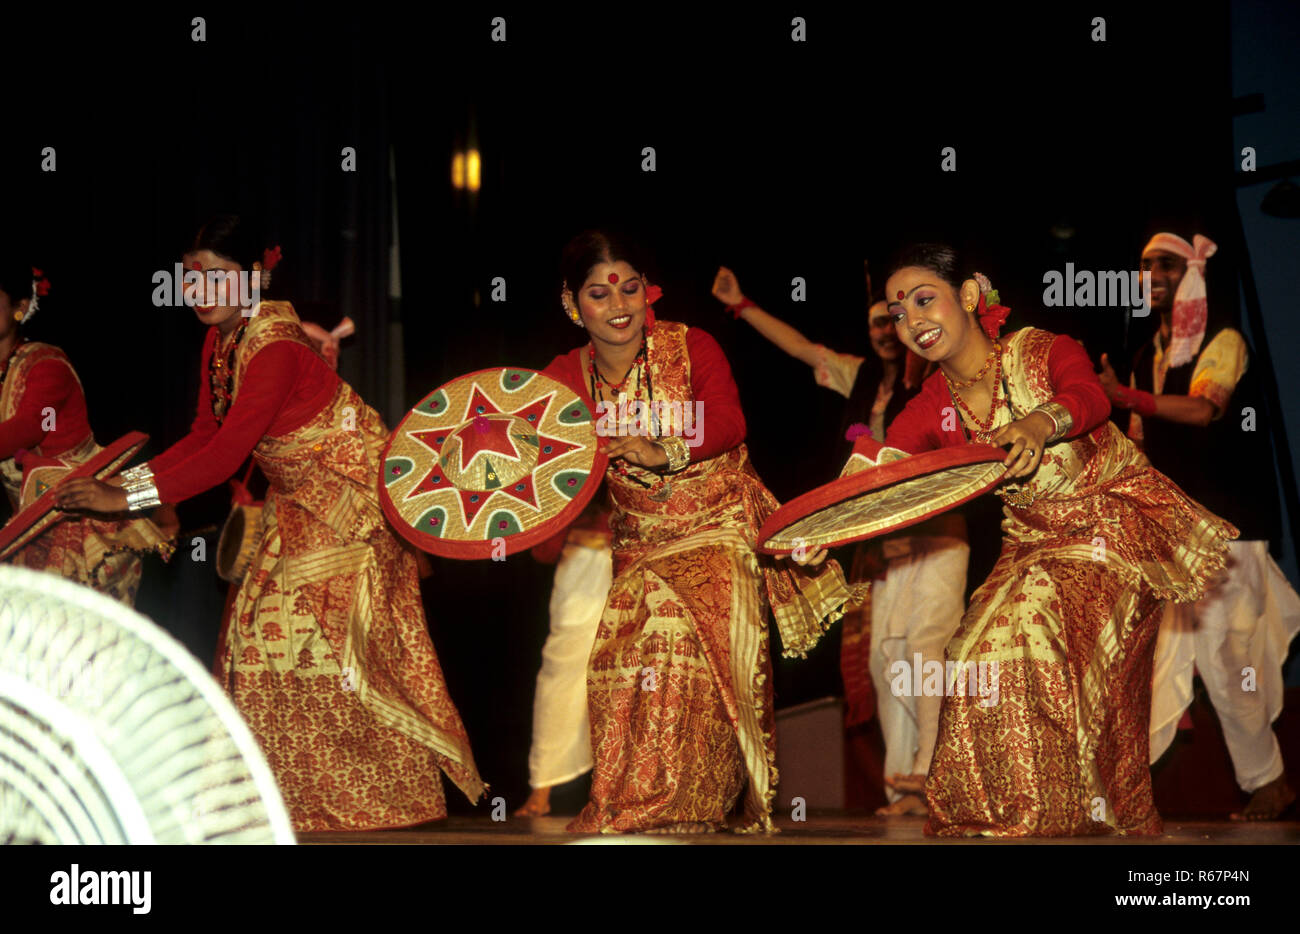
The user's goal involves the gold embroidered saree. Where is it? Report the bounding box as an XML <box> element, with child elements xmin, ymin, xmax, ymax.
<box><xmin>567</xmin><ymin>322</ymin><xmax>853</xmax><ymax>833</ymax></box>
<box><xmin>211</xmin><ymin>303</ymin><xmax>483</xmax><ymax>830</ymax></box>
<box><xmin>925</xmin><ymin>328</ymin><xmax>1236</xmax><ymax>836</ymax></box>
<box><xmin>0</xmin><ymin>343</ymin><xmax>172</xmax><ymax>603</ymax></box>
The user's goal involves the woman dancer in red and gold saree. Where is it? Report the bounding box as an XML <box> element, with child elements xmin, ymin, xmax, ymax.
<box><xmin>0</xmin><ymin>261</ymin><xmax>172</xmax><ymax>602</ymax></box>
<box><xmin>847</xmin><ymin>244</ymin><xmax>1236</xmax><ymax>836</ymax></box>
<box><xmin>543</xmin><ymin>231</ymin><xmax>854</xmax><ymax>834</ymax></box>
<box><xmin>58</xmin><ymin>216</ymin><xmax>482</xmax><ymax>830</ymax></box>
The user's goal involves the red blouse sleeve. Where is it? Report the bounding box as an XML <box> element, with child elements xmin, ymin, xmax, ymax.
<box><xmin>884</xmin><ymin>373</ymin><xmax>964</xmax><ymax>454</ymax></box>
<box><xmin>542</xmin><ymin>334</ymin><xmax>746</xmax><ymax>463</ymax></box>
<box><xmin>0</xmin><ymin>360</ymin><xmax>78</xmax><ymax>459</ymax></box>
<box><xmin>148</xmin><ymin>329</ymin><xmax>220</xmax><ymax>476</ymax></box>
<box><xmin>152</xmin><ymin>342</ymin><xmax>302</xmax><ymax>504</ymax></box>
<box><xmin>684</xmin><ymin>327</ymin><xmax>746</xmax><ymax>462</ymax></box>
<box><xmin>1046</xmin><ymin>333</ymin><xmax>1110</xmax><ymax>437</ymax></box>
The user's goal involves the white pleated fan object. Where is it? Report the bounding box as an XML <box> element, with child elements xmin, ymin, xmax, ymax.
<box><xmin>0</xmin><ymin>565</ymin><xmax>294</xmax><ymax>844</ymax></box>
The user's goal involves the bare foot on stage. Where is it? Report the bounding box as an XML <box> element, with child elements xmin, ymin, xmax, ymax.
<box><xmin>514</xmin><ymin>787</ymin><xmax>552</xmax><ymax>817</ymax></box>
<box><xmin>875</xmin><ymin>793</ymin><xmax>928</xmax><ymax>817</ymax></box>
<box><xmin>1230</xmin><ymin>775</ymin><xmax>1296</xmax><ymax>821</ymax></box>
<box><xmin>885</xmin><ymin>772</ymin><xmax>927</xmax><ymax>795</ymax></box>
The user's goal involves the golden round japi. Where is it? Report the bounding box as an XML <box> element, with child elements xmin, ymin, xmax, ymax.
<box><xmin>379</xmin><ymin>367</ymin><xmax>608</xmax><ymax>560</ymax></box>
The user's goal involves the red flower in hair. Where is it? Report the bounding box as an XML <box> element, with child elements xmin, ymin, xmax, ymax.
<box><xmin>36</xmin><ymin>279</ymin><xmax>50</xmax><ymax>297</ymax></box>
<box><xmin>31</xmin><ymin>267</ymin><xmax>43</xmax><ymax>277</ymax></box>
<box><xmin>976</xmin><ymin>292</ymin><xmax>1010</xmax><ymax>339</ymax></box>
<box><xmin>262</xmin><ymin>246</ymin><xmax>283</xmax><ymax>271</ymax></box>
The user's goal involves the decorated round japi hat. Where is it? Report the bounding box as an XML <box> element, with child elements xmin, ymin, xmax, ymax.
<box><xmin>757</xmin><ymin>435</ymin><xmax>1007</xmax><ymax>555</ymax></box>
<box><xmin>380</xmin><ymin>368</ymin><xmax>608</xmax><ymax>560</ymax></box>
<box><xmin>0</xmin><ymin>432</ymin><xmax>150</xmax><ymax>561</ymax></box>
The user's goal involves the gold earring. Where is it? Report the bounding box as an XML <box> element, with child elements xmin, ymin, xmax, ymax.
<box><xmin>12</xmin><ymin>311</ymin><xmax>23</xmax><ymax>322</ymax></box>
<box><xmin>561</xmin><ymin>286</ymin><xmax>584</xmax><ymax>326</ymax></box>
<box><xmin>964</xmin><ymin>303</ymin><xmax>976</xmax><ymax>312</ymax></box>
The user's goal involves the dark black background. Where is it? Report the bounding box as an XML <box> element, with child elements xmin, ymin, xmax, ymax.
<box><xmin>4</xmin><ymin>2</ymin><xmax>1288</xmax><ymax>811</ymax></box>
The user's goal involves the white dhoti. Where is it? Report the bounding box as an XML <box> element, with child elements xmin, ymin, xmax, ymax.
<box><xmin>528</xmin><ymin>541</ymin><xmax>613</xmax><ymax>789</ymax></box>
<box><xmin>870</xmin><ymin>535</ymin><xmax>969</xmax><ymax>801</ymax></box>
<box><xmin>1149</xmin><ymin>540</ymin><xmax>1300</xmax><ymax>791</ymax></box>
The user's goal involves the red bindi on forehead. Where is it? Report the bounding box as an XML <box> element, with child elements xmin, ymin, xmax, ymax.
<box><xmin>897</xmin><ymin>290</ymin><xmax>905</xmax><ymax>300</ymax></box>
<box><xmin>608</xmin><ymin>273</ymin><xmax>619</xmax><ymax>284</ymax></box>
<box><xmin>191</xmin><ymin>262</ymin><xmax>203</xmax><ymax>271</ymax></box>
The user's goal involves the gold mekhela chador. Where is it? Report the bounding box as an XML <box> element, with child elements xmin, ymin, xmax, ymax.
<box><xmin>909</xmin><ymin>328</ymin><xmax>1236</xmax><ymax>836</ymax></box>
<box><xmin>193</xmin><ymin>303</ymin><xmax>483</xmax><ymax>830</ymax></box>
<box><xmin>547</xmin><ymin>321</ymin><xmax>855</xmax><ymax>833</ymax></box>
<box><xmin>0</xmin><ymin>342</ymin><xmax>172</xmax><ymax>602</ymax></box>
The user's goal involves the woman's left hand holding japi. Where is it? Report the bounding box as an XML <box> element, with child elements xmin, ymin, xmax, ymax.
<box><xmin>55</xmin><ymin>477</ymin><xmax>129</xmax><ymax>514</ymax></box>
<box><xmin>991</xmin><ymin>412</ymin><xmax>1053</xmax><ymax>480</ymax></box>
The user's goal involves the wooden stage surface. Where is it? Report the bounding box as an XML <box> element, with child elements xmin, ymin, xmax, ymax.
<box><xmin>298</xmin><ymin>813</ymin><xmax>1300</xmax><ymax>845</ymax></box>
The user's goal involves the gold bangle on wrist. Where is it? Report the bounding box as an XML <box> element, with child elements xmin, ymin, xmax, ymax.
<box><xmin>656</xmin><ymin>436</ymin><xmax>691</xmax><ymax>473</ymax></box>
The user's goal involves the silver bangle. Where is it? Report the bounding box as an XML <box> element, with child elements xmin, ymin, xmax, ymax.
<box><xmin>120</xmin><ymin>463</ymin><xmax>154</xmax><ymax>483</ymax></box>
<box><xmin>125</xmin><ymin>482</ymin><xmax>161</xmax><ymax>512</ymax></box>
<box><xmin>1032</xmin><ymin>402</ymin><xmax>1073</xmax><ymax>444</ymax></box>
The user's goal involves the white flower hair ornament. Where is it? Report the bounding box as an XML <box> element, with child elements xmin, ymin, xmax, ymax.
<box><xmin>24</xmin><ymin>268</ymin><xmax>51</xmax><ymax>325</ymax></box>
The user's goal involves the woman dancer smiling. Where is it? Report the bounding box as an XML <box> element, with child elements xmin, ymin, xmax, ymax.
<box><xmin>57</xmin><ymin>215</ymin><xmax>483</xmax><ymax>830</ymax></box>
<box><xmin>544</xmin><ymin>230</ymin><xmax>854</xmax><ymax>833</ymax></box>
<box><xmin>802</xmin><ymin>243</ymin><xmax>1235</xmax><ymax>836</ymax></box>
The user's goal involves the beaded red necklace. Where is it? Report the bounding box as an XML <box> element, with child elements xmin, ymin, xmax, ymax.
<box><xmin>587</xmin><ymin>333</ymin><xmax>671</xmax><ymax>500</ymax></box>
<box><xmin>587</xmin><ymin>339</ymin><xmax>646</xmax><ymax>396</ymax></box>
<box><xmin>944</xmin><ymin>339</ymin><xmax>1005</xmax><ymax>436</ymax></box>
<box><xmin>209</xmin><ymin>318</ymin><xmax>250</xmax><ymax>422</ymax></box>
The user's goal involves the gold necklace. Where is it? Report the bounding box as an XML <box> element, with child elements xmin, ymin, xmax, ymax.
<box><xmin>942</xmin><ymin>341</ymin><xmax>1000</xmax><ymax>390</ymax></box>
<box><xmin>210</xmin><ymin>318</ymin><xmax>250</xmax><ymax>422</ymax></box>
<box><xmin>945</xmin><ymin>341</ymin><xmax>1004</xmax><ymax>435</ymax></box>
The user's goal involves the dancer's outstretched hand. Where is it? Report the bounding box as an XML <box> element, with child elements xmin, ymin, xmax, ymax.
<box><xmin>1097</xmin><ymin>353</ymin><xmax>1123</xmax><ymax>403</ymax></box>
<box><xmin>992</xmin><ymin>412</ymin><xmax>1053</xmax><ymax>479</ymax></box>
<box><xmin>711</xmin><ymin>266</ymin><xmax>744</xmax><ymax>307</ymax></box>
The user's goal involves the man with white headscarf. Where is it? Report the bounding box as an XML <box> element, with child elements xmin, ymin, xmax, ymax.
<box><xmin>1099</xmin><ymin>231</ymin><xmax>1300</xmax><ymax>820</ymax></box>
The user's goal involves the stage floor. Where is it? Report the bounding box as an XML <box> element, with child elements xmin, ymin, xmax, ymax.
<box><xmin>297</xmin><ymin>813</ymin><xmax>1300</xmax><ymax>845</ymax></box>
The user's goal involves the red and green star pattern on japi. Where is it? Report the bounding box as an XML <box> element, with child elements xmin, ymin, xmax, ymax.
<box><xmin>378</xmin><ymin>368</ymin><xmax>607</xmax><ymax>560</ymax></box>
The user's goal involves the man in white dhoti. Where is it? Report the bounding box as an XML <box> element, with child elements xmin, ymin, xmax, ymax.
<box><xmin>1101</xmin><ymin>231</ymin><xmax>1300</xmax><ymax>819</ymax></box>
<box><xmin>515</xmin><ymin>508</ymin><xmax>612</xmax><ymax>817</ymax></box>
<box><xmin>711</xmin><ymin>267</ymin><xmax>969</xmax><ymax>816</ymax></box>
<box><xmin>868</xmin><ymin>526</ymin><xmax>970</xmax><ymax>814</ymax></box>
